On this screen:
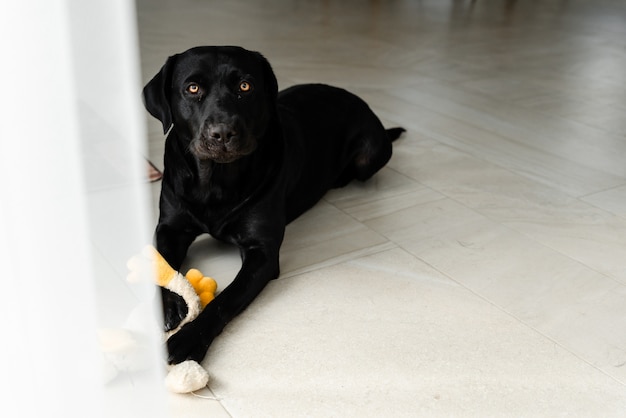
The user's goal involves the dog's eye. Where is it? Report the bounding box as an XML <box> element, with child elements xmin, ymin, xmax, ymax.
<box><xmin>239</xmin><ymin>81</ymin><xmax>252</xmax><ymax>92</ymax></box>
<box><xmin>186</xmin><ymin>84</ymin><xmax>200</xmax><ymax>94</ymax></box>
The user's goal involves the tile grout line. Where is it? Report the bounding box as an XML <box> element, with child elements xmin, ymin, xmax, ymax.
<box><xmin>387</xmin><ymin>149</ymin><xmax>626</xmax><ymax>287</ymax></box>
<box><xmin>332</xmin><ymin>173</ymin><xmax>626</xmax><ymax>385</ymax></box>
<box><xmin>405</xmin><ymin>247</ymin><xmax>626</xmax><ymax>388</ymax></box>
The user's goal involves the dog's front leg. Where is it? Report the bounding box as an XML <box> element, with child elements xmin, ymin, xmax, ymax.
<box><xmin>166</xmin><ymin>244</ymin><xmax>280</xmax><ymax>364</ymax></box>
<box><xmin>155</xmin><ymin>222</ymin><xmax>199</xmax><ymax>271</ymax></box>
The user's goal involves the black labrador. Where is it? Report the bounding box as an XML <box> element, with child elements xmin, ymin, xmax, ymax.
<box><xmin>143</xmin><ymin>46</ymin><xmax>404</xmax><ymax>365</ymax></box>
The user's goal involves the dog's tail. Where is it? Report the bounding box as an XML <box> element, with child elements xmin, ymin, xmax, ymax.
<box><xmin>386</xmin><ymin>127</ymin><xmax>406</xmax><ymax>142</ymax></box>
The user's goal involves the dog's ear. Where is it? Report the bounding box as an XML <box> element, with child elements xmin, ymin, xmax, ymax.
<box><xmin>253</xmin><ymin>52</ymin><xmax>278</xmax><ymax>104</ymax></box>
<box><xmin>143</xmin><ymin>55</ymin><xmax>177</xmax><ymax>134</ymax></box>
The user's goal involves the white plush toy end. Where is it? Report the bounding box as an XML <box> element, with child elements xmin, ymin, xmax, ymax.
<box><xmin>166</xmin><ymin>360</ymin><xmax>210</xmax><ymax>393</ymax></box>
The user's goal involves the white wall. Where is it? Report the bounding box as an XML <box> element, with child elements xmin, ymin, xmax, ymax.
<box><xmin>0</xmin><ymin>1</ymin><xmax>166</xmax><ymax>416</ymax></box>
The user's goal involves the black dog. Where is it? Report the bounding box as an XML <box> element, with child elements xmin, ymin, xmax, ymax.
<box><xmin>143</xmin><ymin>46</ymin><xmax>404</xmax><ymax>364</ymax></box>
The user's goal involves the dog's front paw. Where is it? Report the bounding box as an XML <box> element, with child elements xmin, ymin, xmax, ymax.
<box><xmin>161</xmin><ymin>287</ymin><xmax>189</xmax><ymax>332</ymax></box>
<box><xmin>166</xmin><ymin>319</ymin><xmax>211</xmax><ymax>364</ymax></box>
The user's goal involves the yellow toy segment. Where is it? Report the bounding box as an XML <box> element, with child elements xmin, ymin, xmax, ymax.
<box><xmin>198</xmin><ymin>291</ymin><xmax>215</xmax><ymax>307</ymax></box>
<box><xmin>185</xmin><ymin>268</ymin><xmax>204</xmax><ymax>285</ymax></box>
<box><xmin>146</xmin><ymin>246</ymin><xmax>177</xmax><ymax>287</ymax></box>
<box><xmin>185</xmin><ymin>268</ymin><xmax>217</xmax><ymax>307</ymax></box>
<box><xmin>129</xmin><ymin>246</ymin><xmax>217</xmax><ymax>307</ymax></box>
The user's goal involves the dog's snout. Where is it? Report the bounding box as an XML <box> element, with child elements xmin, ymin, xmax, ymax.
<box><xmin>208</xmin><ymin>124</ymin><xmax>238</xmax><ymax>143</ymax></box>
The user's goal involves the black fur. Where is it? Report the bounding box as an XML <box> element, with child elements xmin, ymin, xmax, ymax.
<box><xmin>143</xmin><ymin>46</ymin><xmax>404</xmax><ymax>364</ymax></box>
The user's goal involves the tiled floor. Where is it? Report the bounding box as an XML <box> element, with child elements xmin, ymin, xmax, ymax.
<box><xmin>130</xmin><ymin>0</ymin><xmax>626</xmax><ymax>415</ymax></box>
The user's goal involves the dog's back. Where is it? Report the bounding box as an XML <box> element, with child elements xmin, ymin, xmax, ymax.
<box><xmin>277</xmin><ymin>83</ymin><xmax>399</xmax><ymax>221</ymax></box>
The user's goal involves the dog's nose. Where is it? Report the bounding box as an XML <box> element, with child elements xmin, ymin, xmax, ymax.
<box><xmin>208</xmin><ymin>124</ymin><xmax>237</xmax><ymax>143</ymax></box>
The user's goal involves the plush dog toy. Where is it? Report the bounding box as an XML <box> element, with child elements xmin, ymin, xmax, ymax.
<box><xmin>127</xmin><ymin>246</ymin><xmax>217</xmax><ymax>393</ymax></box>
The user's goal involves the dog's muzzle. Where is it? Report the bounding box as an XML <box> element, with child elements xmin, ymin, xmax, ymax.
<box><xmin>191</xmin><ymin>123</ymin><xmax>257</xmax><ymax>163</ymax></box>
<box><xmin>207</xmin><ymin>123</ymin><xmax>238</xmax><ymax>145</ymax></box>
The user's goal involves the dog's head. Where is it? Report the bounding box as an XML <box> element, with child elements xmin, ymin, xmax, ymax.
<box><xmin>143</xmin><ymin>46</ymin><xmax>278</xmax><ymax>163</ymax></box>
